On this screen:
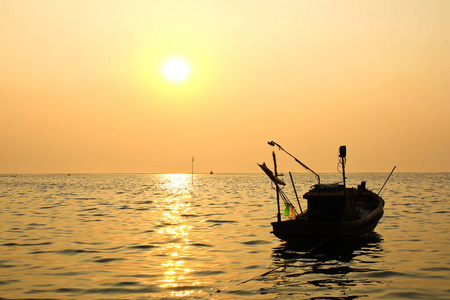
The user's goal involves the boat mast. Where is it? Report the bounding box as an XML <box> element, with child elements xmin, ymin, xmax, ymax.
<box><xmin>339</xmin><ymin>146</ymin><xmax>348</xmax><ymax>217</ymax></box>
<box><xmin>339</xmin><ymin>146</ymin><xmax>346</xmax><ymax>189</ymax></box>
<box><xmin>272</xmin><ymin>151</ymin><xmax>282</xmax><ymax>222</ymax></box>
<box><xmin>268</xmin><ymin>141</ymin><xmax>320</xmax><ymax>184</ymax></box>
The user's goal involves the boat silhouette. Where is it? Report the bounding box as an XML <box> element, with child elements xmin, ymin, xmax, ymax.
<box><xmin>259</xmin><ymin>142</ymin><xmax>388</xmax><ymax>242</ymax></box>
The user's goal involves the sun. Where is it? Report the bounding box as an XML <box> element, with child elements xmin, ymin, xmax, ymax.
<box><xmin>162</xmin><ymin>58</ymin><xmax>191</xmax><ymax>82</ymax></box>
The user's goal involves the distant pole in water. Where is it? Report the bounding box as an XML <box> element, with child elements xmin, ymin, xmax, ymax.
<box><xmin>191</xmin><ymin>156</ymin><xmax>194</xmax><ymax>184</ymax></box>
<box><xmin>378</xmin><ymin>166</ymin><xmax>397</xmax><ymax>195</ymax></box>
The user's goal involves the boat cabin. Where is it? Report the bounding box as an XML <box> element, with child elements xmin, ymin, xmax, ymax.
<box><xmin>303</xmin><ymin>184</ymin><xmax>357</xmax><ymax>221</ymax></box>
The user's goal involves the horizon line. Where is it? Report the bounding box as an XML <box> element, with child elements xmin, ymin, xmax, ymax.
<box><xmin>1</xmin><ymin>171</ymin><xmax>449</xmax><ymax>175</ymax></box>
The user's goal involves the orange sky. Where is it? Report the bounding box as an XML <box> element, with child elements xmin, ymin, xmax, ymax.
<box><xmin>1</xmin><ymin>1</ymin><xmax>449</xmax><ymax>174</ymax></box>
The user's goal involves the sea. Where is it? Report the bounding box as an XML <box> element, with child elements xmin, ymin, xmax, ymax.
<box><xmin>1</xmin><ymin>173</ymin><xmax>449</xmax><ymax>299</ymax></box>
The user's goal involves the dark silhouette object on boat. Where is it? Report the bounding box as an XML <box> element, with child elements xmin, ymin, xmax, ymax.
<box><xmin>259</xmin><ymin>142</ymin><xmax>386</xmax><ymax>242</ymax></box>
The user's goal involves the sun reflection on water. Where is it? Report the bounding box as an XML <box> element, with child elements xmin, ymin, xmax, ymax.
<box><xmin>154</xmin><ymin>174</ymin><xmax>201</xmax><ymax>297</ymax></box>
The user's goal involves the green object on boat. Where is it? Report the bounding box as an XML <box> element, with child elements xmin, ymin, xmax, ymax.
<box><xmin>284</xmin><ymin>205</ymin><xmax>289</xmax><ymax>216</ymax></box>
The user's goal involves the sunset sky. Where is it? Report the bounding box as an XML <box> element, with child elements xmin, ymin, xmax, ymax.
<box><xmin>1</xmin><ymin>1</ymin><xmax>449</xmax><ymax>174</ymax></box>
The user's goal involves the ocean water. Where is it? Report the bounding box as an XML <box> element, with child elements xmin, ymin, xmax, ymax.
<box><xmin>0</xmin><ymin>173</ymin><xmax>449</xmax><ymax>299</ymax></box>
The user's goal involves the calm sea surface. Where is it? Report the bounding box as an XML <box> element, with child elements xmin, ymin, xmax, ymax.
<box><xmin>1</xmin><ymin>173</ymin><xmax>449</xmax><ymax>299</ymax></box>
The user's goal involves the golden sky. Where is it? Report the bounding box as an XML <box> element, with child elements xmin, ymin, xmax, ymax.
<box><xmin>1</xmin><ymin>0</ymin><xmax>449</xmax><ymax>173</ymax></box>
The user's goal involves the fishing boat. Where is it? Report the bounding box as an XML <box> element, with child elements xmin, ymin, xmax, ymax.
<box><xmin>259</xmin><ymin>141</ymin><xmax>393</xmax><ymax>242</ymax></box>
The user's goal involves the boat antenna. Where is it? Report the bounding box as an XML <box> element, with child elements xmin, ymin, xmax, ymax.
<box><xmin>378</xmin><ymin>166</ymin><xmax>397</xmax><ymax>195</ymax></box>
<box><xmin>268</xmin><ymin>141</ymin><xmax>320</xmax><ymax>184</ymax></box>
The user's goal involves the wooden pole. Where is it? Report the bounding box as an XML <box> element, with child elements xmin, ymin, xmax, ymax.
<box><xmin>273</xmin><ymin>151</ymin><xmax>281</xmax><ymax>222</ymax></box>
<box><xmin>289</xmin><ymin>172</ymin><xmax>303</xmax><ymax>213</ymax></box>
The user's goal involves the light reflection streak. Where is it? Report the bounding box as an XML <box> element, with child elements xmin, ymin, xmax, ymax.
<box><xmin>155</xmin><ymin>174</ymin><xmax>201</xmax><ymax>297</ymax></box>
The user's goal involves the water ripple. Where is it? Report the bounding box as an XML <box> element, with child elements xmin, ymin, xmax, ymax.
<box><xmin>0</xmin><ymin>173</ymin><xmax>448</xmax><ymax>299</ymax></box>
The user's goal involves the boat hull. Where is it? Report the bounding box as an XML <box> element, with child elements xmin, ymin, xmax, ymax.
<box><xmin>271</xmin><ymin>192</ymin><xmax>384</xmax><ymax>241</ymax></box>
